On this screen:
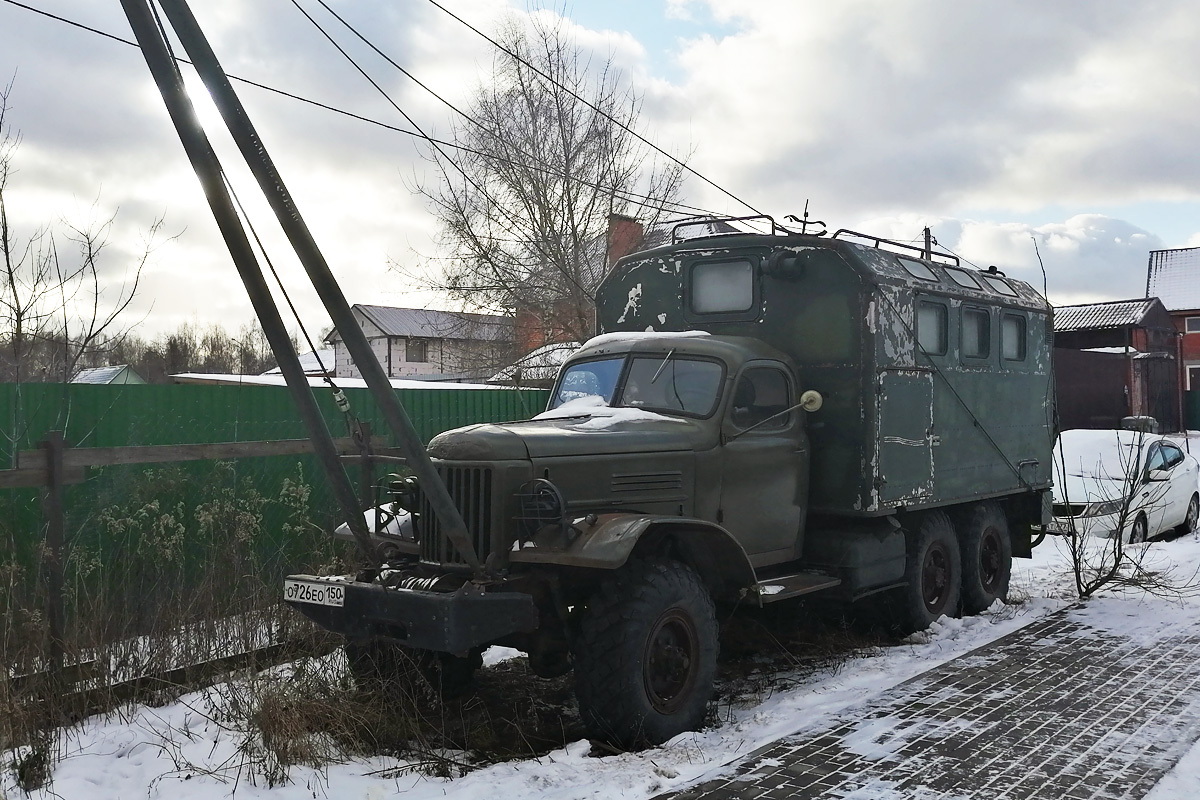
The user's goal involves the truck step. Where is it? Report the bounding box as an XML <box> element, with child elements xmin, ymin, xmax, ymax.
<box><xmin>753</xmin><ymin>572</ymin><xmax>842</xmax><ymax>604</ymax></box>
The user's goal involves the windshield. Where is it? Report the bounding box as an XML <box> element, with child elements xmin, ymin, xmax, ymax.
<box><xmin>549</xmin><ymin>354</ymin><xmax>724</xmax><ymax>417</ymax></box>
<box><xmin>618</xmin><ymin>356</ymin><xmax>722</xmax><ymax>416</ymax></box>
<box><xmin>550</xmin><ymin>357</ymin><xmax>624</xmax><ymax>408</ymax></box>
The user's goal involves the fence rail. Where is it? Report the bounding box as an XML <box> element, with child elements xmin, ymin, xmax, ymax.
<box><xmin>0</xmin><ymin>436</ymin><xmax>402</xmax><ymax>488</ymax></box>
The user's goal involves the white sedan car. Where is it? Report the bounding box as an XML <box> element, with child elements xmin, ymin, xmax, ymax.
<box><xmin>1051</xmin><ymin>429</ymin><xmax>1200</xmax><ymax>543</ymax></box>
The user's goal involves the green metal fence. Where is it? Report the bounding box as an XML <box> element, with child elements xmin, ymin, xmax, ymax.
<box><xmin>0</xmin><ymin>381</ymin><xmax>548</xmax><ymax>459</ymax></box>
<box><xmin>0</xmin><ymin>381</ymin><xmax>549</xmax><ymax>655</ymax></box>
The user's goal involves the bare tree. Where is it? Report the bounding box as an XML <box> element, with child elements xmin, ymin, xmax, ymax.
<box><xmin>408</xmin><ymin>14</ymin><xmax>686</xmax><ymax>352</ymax></box>
<box><xmin>0</xmin><ymin>78</ymin><xmax>160</xmax><ymax>385</ymax></box>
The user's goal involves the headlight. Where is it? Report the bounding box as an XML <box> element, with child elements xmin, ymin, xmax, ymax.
<box><xmin>1082</xmin><ymin>498</ymin><xmax>1125</xmax><ymax>517</ymax></box>
<box><xmin>390</xmin><ymin>476</ymin><xmax>419</xmax><ymax>512</ymax></box>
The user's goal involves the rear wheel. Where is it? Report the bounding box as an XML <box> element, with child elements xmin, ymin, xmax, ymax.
<box><xmin>959</xmin><ymin>503</ymin><xmax>1012</xmax><ymax>615</ymax></box>
<box><xmin>573</xmin><ymin>560</ymin><xmax>718</xmax><ymax>749</ymax></box>
<box><xmin>1176</xmin><ymin>493</ymin><xmax>1199</xmax><ymax>536</ymax></box>
<box><xmin>1128</xmin><ymin>513</ymin><xmax>1149</xmax><ymax>544</ymax></box>
<box><xmin>895</xmin><ymin>512</ymin><xmax>962</xmax><ymax>634</ymax></box>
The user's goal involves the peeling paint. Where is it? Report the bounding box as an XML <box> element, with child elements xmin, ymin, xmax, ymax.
<box><xmin>616</xmin><ymin>283</ymin><xmax>642</xmax><ymax>324</ymax></box>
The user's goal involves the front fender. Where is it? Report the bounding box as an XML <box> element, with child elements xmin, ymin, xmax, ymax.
<box><xmin>510</xmin><ymin>514</ymin><xmax>756</xmax><ymax>602</ymax></box>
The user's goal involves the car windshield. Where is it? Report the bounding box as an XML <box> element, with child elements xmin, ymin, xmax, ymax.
<box><xmin>549</xmin><ymin>354</ymin><xmax>723</xmax><ymax>417</ymax></box>
<box><xmin>1055</xmin><ymin>430</ymin><xmax>1149</xmax><ymax>481</ymax></box>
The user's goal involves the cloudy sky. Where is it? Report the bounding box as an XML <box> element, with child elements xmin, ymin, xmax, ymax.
<box><xmin>1</xmin><ymin>0</ymin><xmax>1198</xmax><ymax>341</ymax></box>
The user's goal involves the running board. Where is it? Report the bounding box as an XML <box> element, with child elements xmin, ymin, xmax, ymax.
<box><xmin>752</xmin><ymin>572</ymin><xmax>842</xmax><ymax>604</ymax></box>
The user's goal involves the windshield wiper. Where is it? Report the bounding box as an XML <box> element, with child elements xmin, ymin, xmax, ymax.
<box><xmin>651</xmin><ymin>349</ymin><xmax>675</xmax><ymax>384</ymax></box>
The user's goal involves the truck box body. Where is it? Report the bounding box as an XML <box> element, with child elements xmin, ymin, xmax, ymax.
<box><xmin>595</xmin><ymin>232</ymin><xmax>1054</xmax><ymax>517</ymax></box>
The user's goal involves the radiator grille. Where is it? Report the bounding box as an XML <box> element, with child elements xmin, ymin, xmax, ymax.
<box><xmin>417</xmin><ymin>467</ymin><xmax>494</xmax><ymax>565</ymax></box>
<box><xmin>1052</xmin><ymin>502</ymin><xmax>1086</xmax><ymax>518</ymax></box>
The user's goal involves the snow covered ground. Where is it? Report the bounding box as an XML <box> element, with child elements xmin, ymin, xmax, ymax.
<box><xmin>8</xmin><ymin>528</ymin><xmax>1200</xmax><ymax>800</ymax></box>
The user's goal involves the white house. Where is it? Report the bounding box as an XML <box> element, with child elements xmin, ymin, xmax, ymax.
<box><xmin>324</xmin><ymin>305</ymin><xmax>512</xmax><ymax>380</ymax></box>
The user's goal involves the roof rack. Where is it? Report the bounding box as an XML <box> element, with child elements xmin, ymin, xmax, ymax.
<box><xmin>832</xmin><ymin>229</ymin><xmax>960</xmax><ymax>266</ymax></box>
<box><xmin>671</xmin><ymin>214</ymin><xmax>783</xmax><ymax>244</ymax></box>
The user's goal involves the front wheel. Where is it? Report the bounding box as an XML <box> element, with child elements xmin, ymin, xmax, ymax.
<box><xmin>1128</xmin><ymin>513</ymin><xmax>1149</xmax><ymax>544</ymax></box>
<box><xmin>1176</xmin><ymin>493</ymin><xmax>1199</xmax><ymax>536</ymax></box>
<box><xmin>573</xmin><ymin>560</ymin><xmax>718</xmax><ymax>749</ymax></box>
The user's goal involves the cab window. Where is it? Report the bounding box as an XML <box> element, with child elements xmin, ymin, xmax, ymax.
<box><xmin>916</xmin><ymin>301</ymin><xmax>948</xmax><ymax>356</ymax></box>
<box><xmin>689</xmin><ymin>259</ymin><xmax>755</xmax><ymax>314</ymax></box>
<box><xmin>730</xmin><ymin>367</ymin><xmax>792</xmax><ymax>431</ymax></box>
<box><xmin>1001</xmin><ymin>313</ymin><xmax>1027</xmax><ymax>361</ymax></box>
<box><xmin>962</xmin><ymin>307</ymin><xmax>990</xmax><ymax>359</ymax></box>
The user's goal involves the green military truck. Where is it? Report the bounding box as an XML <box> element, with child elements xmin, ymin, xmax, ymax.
<box><xmin>285</xmin><ymin>222</ymin><xmax>1055</xmax><ymax>748</ymax></box>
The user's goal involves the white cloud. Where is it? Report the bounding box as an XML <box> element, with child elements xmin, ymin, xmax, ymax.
<box><xmin>3</xmin><ymin>0</ymin><xmax>1198</xmax><ymax>340</ymax></box>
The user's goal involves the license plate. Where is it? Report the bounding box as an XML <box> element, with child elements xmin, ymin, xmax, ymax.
<box><xmin>1045</xmin><ymin>520</ymin><xmax>1075</xmax><ymax>535</ymax></box>
<box><xmin>283</xmin><ymin>579</ymin><xmax>345</xmax><ymax>607</ymax></box>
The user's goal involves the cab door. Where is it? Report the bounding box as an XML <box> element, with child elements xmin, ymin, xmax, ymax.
<box><xmin>718</xmin><ymin>363</ymin><xmax>807</xmax><ymax>567</ymax></box>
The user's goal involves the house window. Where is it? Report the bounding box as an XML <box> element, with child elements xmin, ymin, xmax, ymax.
<box><xmin>1189</xmin><ymin>365</ymin><xmax>1200</xmax><ymax>391</ymax></box>
<box><xmin>916</xmin><ymin>301</ymin><xmax>947</xmax><ymax>356</ymax></box>
<box><xmin>962</xmin><ymin>307</ymin><xmax>990</xmax><ymax>359</ymax></box>
<box><xmin>1001</xmin><ymin>313</ymin><xmax>1026</xmax><ymax>361</ymax></box>
<box><xmin>1186</xmin><ymin>316</ymin><xmax>1200</xmax><ymax>334</ymax></box>
<box><xmin>406</xmin><ymin>338</ymin><xmax>428</xmax><ymax>363</ymax></box>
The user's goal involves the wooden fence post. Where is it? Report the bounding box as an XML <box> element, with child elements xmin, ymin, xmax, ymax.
<box><xmin>357</xmin><ymin>422</ymin><xmax>375</xmax><ymax>515</ymax></box>
<box><xmin>41</xmin><ymin>431</ymin><xmax>66</xmax><ymax>677</ymax></box>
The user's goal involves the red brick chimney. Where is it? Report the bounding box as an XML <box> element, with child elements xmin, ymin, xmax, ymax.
<box><xmin>607</xmin><ymin>213</ymin><xmax>644</xmax><ymax>271</ymax></box>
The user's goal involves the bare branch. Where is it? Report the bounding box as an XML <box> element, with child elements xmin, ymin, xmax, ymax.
<box><xmin>403</xmin><ymin>13</ymin><xmax>688</xmax><ymax>360</ymax></box>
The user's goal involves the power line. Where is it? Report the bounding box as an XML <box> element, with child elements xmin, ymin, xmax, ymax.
<box><xmin>0</xmin><ymin>0</ymin><xmax>721</xmax><ymax>220</ymax></box>
<box><xmin>300</xmin><ymin>0</ymin><xmax>719</xmax><ymax>220</ymax></box>
<box><xmin>422</xmin><ymin>0</ymin><xmax>765</xmax><ymax>217</ymax></box>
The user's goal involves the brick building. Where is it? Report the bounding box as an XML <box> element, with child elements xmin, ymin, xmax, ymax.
<box><xmin>1053</xmin><ymin>298</ymin><xmax>1181</xmax><ymax>431</ymax></box>
<box><xmin>1146</xmin><ymin>246</ymin><xmax>1200</xmax><ymax>390</ymax></box>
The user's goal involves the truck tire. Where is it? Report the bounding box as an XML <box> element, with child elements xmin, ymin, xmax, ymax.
<box><xmin>573</xmin><ymin>560</ymin><xmax>718</xmax><ymax>749</ymax></box>
<box><xmin>896</xmin><ymin>511</ymin><xmax>961</xmax><ymax>634</ymax></box>
<box><xmin>959</xmin><ymin>502</ymin><xmax>1012</xmax><ymax>615</ymax></box>
<box><xmin>345</xmin><ymin>638</ymin><xmax>481</xmax><ymax>699</ymax></box>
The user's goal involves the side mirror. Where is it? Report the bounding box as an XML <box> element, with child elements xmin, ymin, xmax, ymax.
<box><xmin>800</xmin><ymin>390</ymin><xmax>823</xmax><ymax>412</ymax></box>
<box><xmin>1146</xmin><ymin>468</ymin><xmax>1171</xmax><ymax>482</ymax></box>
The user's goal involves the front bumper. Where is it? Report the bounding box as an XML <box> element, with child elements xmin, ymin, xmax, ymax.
<box><xmin>1048</xmin><ymin>515</ymin><xmax>1120</xmax><ymax>539</ymax></box>
<box><xmin>283</xmin><ymin>574</ymin><xmax>538</xmax><ymax>654</ymax></box>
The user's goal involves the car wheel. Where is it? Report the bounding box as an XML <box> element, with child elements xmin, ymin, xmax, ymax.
<box><xmin>1177</xmin><ymin>493</ymin><xmax>1200</xmax><ymax>536</ymax></box>
<box><xmin>1128</xmin><ymin>513</ymin><xmax>1149</xmax><ymax>544</ymax></box>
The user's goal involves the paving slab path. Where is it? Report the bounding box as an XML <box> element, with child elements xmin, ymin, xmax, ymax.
<box><xmin>656</xmin><ymin>604</ymin><xmax>1200</xmax><ymax>800</ymax></box>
